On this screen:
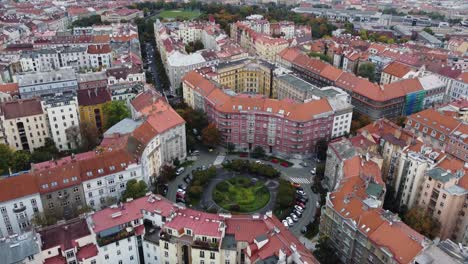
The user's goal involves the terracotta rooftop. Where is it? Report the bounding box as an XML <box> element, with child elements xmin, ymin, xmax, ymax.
<box><xmin>39</xmin><ymin>218</ymin><xmax>91</xmax><ymax>250</ymax></box>
<box><xmin>0</xmin><ymin>173</ymin><xmax>39</xmax><ymax>203</ymax></box>
<box><xmin>383</xmin><ymin>61</ymin><xmax>414</xmax><ymax>78</ymax></box>
<box><xmin>1</xmin><ymin>98</ymin><xmax>43</xmax><ymax>119</ymax></box>
<box><xmin>77</xmin><ymin>87</ymin><xmax>111</xmax><ymax>106</ymax></box>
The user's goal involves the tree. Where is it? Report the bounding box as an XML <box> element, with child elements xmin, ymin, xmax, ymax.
<box><xmin>309</xmin><ymin>52</ymin><xmax>332</xmax><ymax>63</ymax></box>
<box><xmin>403</xmin><ymin>207</ymin><xmax>440</xmax><ymax>239</ymax></box>
<box><xmin>351</xmin><ymin>112</ymin><xmax>371</xmax><ymax>134</ymax></box>
<box><xmin>396</xmin><ymin>116</ymin><xmax>407</xmax><ymax>127</ymax></box>
<box><xmin>316</xmin><ymin>139</ymin><xmax>328</xmax><ymax>161</ymax></box>
<box><xmin>173</xmin><ymin>157</ymin><xmax>180</xmax><ymax>167</ymax></box>
<box><xmin>251</xmin><ymin>146</ymin><xmax>266</xmax><ymax>159</ymax></box>
<box><xmin>357</xmin><ymin>62</ymin><xmax>376</xmax><ymax>82</ymax></box>
<box><xmin>160</xmin><ymin>165</ymin><xmax>177</xmax><ymax>182</ymax></box>
<box><xmin>12</xmin><ymin>151</ymin><xmax>31</xmax><ymax>172</ymax></box>
<box><xmin>202</xmin><ymin>123</ymin><xmax>221</xmax><ymax>147</ymax></box>
<box><xmin>32</xmin><ymin>211</ymin><xmax>57</xmax><ymax>227</ymax></box>
<box><xmin>31</xmin><ymin>138</ymin><xmax>59</xmax><ymax>163</ymax></box>
<box><xmin>0</xmin><ymin>144</ymin><xmax>14</xmax><ymax>175</ymax></box>
<box><xmin>313</xmin><ymin>236</ymin><xmax>340</xmax><ymax>264</ymax></box>
<box><xmin>79</xmin><ymin>121</ymin><xmax>100</xmax><ymax>151</ymax></box>
<box><xmin>102</xmin><ymin>101</ymin><xmax>130</xmax><ymax>130</ymax></box>
<box><xmin>65</xmin><ymin>126</ymin><xmax>81</xmax><ymax>150</ymax></box>
<box><xmin>226</xmin><ymin>142</ymin><xmax>235</xmax><ymax>154</ymax></box>
<box><xmin>423</xmin><ymin>27</ymin><xmax>434</xmax><ymax>35</ymax></box>
<box><xmin>122</xmin><ymin>179</ymin><xmax>148</xmax><ymax>201</ymax></box>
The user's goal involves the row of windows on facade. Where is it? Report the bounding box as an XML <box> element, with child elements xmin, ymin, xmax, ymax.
<box><xmin>41</xmin><ymin>177</ymin><xmax>79</xmax><ymax>190</ymax></box>
<box><xmin>85</xmin><ymin>163</ymin><xmax>131</xmax><ymax>177</ymax></box>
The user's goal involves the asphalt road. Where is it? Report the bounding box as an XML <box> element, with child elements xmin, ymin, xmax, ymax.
<box><xmin>144</xmin><ymin>42</ymin><xmax>165</xmax><ymax>94</ymax></box>
<box><xmin>166</xmin><ymin>146</ymin><xmax>320</xmax><ymax>237</ymax></box>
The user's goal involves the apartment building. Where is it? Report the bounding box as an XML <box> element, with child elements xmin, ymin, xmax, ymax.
<box><xmin>38</xmin><ymin>218</ymin><xmax>98</xmax><ymax>264</ymax></box>
<box><xmin>254</xmin><ymin>36</ymin><xmax>289</xmax><ymax>63</ymax></box>
<box><xmin>0</xmin><ymin>98</ymin><xmax>50</xmax><ymax>151</ymax></box>
<box><xmin>0</xmin><ymin>230</ymin><xmax>40</xmax><ymax>264</ymax></box>
<box><xmin>324</xmin><ymin>137</ymin><xmax>357</xmax><ymax>190</ymax></box>
<box><xmin>380</xmin><ymin>61</ymin><xmax>417</xmax><ymax>85</ymax></box>
<box><xmin>86</xmin><ymin>194</ymin><xmax>318</xmax><ymax>264</ymax></box>
<box><xmin>275</xmin><ymin>74</ymin><xmax>320</xmax><ymax>102</ymax></box>
<box><xmin>0</xmin><ymin>83</ymin><xmax>18</xmax><ymax>103</ymax></box>
<box><xmin>106</xmin><ymin>65</ymin><xmax>145</xmax><ymax>85</ymax></box>
<box><xmin>0</xmin><ymin>173</ymin><xmax>43</xmax><ymax>237</ymax></box>
<box><xmin>19</xmin><ymin>46</ymin><xmax>90</xmax><ymax>72</ymax></box>
<box><xmin>41</xmin><ymin>92</ymin><xmax>80</xmax><ymax>151</ymax></box>
<box><xmin>79</xmin><ymin>148</ymin><xmax>143</xmax><ymax>210</ymax></box>
<box><xmin>77</xmin><ymin>87</ymin><xmax>112</xmax><ymax>133</ymax></box>
<box><xmin>405</xmin><ymin>109</ymin><xmax>468</xmax><ymax>154</ymax></box>
<box><xmin>34</xmin><ymin>162</ymin><xmax>86</xmax><ymax>220</ymax></box>
<box><xmin>87</xmin><ymin>44</ymin><xmax>112</xmax><ymax>69</ymax></box>
<box><xmin>16</xmin><ymin>69</ymin><xmax>78</xmax><ymax>99</ymax></box>
<box><xmin>101</xmin><ymin>8</ymin><xmax>143</xmax><ymax>23</ymax></box>
<box><xmin>449</xmin><ymin>72</ymin><xmax>468</xmax><ymax>100</ymax></box>
<box><xmin>215</xmin><ymin>58</ymin><xmax>275</xmax><ymax>97</ymax></box>
<box><xmin>320</xmin><ymin>155</ymin><xmax>427</xmax><ymax>264</ymax></box>
<box><xmin>77</xmin><ymin>71</ymin><xmax>108</xmax><ymax>90</ymax></box>
<box><xmin>393</xmin><ymin>144</ymin><xmax>438</xmax><ymax>209</ymax></box>
<box><xmin>417</xmin><ymin>157</ymin><xmax>468</xmax><ymax>245</ymax></box>
<box><xmin>183</xmin><ymin>70</ymin><xmax>352</xmax><ymax>157</ymax></box>
<box><xmin>357</xmin><ymin>119</ymin><xmax>415</xmax><ymax>183</ymax></box>
<box><xmin>128</xmin><ymin>90</ymin><xmax>187</xmax><ymax>179</ymax></box>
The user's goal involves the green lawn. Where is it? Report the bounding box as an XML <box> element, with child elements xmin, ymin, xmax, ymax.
<box><xmin>213</xmin><ymin>177</ymin><xmax>270</xmax><ymax>213</ymax></box>
<box><xmin>159</xmin><ymin>9</ymin><xmax>201</xmax><ymax>20</ymax></box>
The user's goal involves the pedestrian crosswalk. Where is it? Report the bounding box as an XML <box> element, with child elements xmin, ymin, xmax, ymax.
<box><xmin>289</xmin><ymin>177</ymin><xmax>312</xmax><ymax>184</ymax></box>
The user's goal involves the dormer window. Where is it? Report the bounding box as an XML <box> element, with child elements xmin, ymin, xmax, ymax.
<box><xmin>423</xmin><ymin>127</ymin><xmax>428</xmax><ymax>133</ymax></box>
<box><xmin>431</xmin><ymin>130</ymin><xmax>436</xmax><ymax>137</ymax></box>
<box><xmin>415</xmin><ymin>123</ymin><xmax>420</xmax><ymax>129</ymax></box>
<box><xmin>51</xmin><ymin>182</ymin><xmax>58</xmax><ymax>187</ymax></box>
<box><xmin>98</xmin><ymin>169</ymin><xmax>104</xmax><ymax>174</ymax></box>
<box><xmin>87</xmin><ymin>171</ymin><xmax>93</xmax><ymax>177</ymax></box>
<box><xmin>186</xmin><ymin>229</ymin><xmax>192</xmax><ymax>236</ymax></box>
<box><xmin>120</xmin><ymin>163</ymin><xmax>126</xmax><ymax>168</ymax></box>
<box><xmin>63</xmin><ymin>179</ymin><xmax>69</xmax><ymax>184</ymax></box>
<box><xmin>109</xmin><ymin>166</ymin><xmax>115</xmax><ymax>171</ymax></box>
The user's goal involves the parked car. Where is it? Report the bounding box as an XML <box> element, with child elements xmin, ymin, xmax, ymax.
<box><xmin>294</xmin><ymin>205</ymin><xmax>304</xmax><ymax>212</ymax></box>
<box><xmin>176</xmin><ymin>198</ymin><xmax>185</xmax><ymax>203</ymax></box>
<box><xmin>296</xmin><ymin>202</ymin><xmax>306</xmax><ymax>208</ymax></box>
<box><xmin>255</xmin><ymin>160</ymin><xmax>263</xmax><ymax>164</ymax></box>
<box><xmin>239</xmin><ymin>153</ymin><xmax>248</xmax><ymax>157</ymax></box>
<box><xmin>176</xmin><ymin>167</ymin><xmax>185</xmax><ymax>175</ymax></box>
<box><xmin>184</xmin><ymin>174</ymin><xmax>193</xmax><ymax>183</ymax></box>
<box><xmin>290</xmin><ymin>182</ymin><xmax>301</xmax><ymax>188</ymax></box>
<box><xmin>296</xmin><ymin>190</ymin><xmax>306</xmax><ymax>196</ymax></box>
<box><xmin>286</xmin><ymin>217</ymin><xmax>294</xmax><ymax>226</ymax></box>
<box><xmin>297</xmin><ymin>197</ymin><xmax>308</xmax><ymax>204</ymax></box>
<box><xmin>310</xmin><ymin>167</ymin><xmax>316</xmax><ymax>175</ymax></box>
<box><xmin>282</xmin><ymin>220</ymin><xmax>289</xmax><ymax>227</ymax></box>
<box><xmin>300</xmin><ymin>162</ymin><xmax>309</xmax><ymax>167</ymax></box>
<box><xmin>190</xmin><ymin>150</ymin><xmax>200</xmax><ymax>156</ymax></box>
<box><xmin>271</xmin><ymin>158</ymin><xmax>279</xmax><ymax>164</ymax></box>
<box><xmin>294</xmin><ymin>209</ymin><xmax>302</xmax><ymax>217</ymax></box>
<box><xmin>290</xmin><ymin>213</ymin><xmax>299</xmax><ymax>222</ymax></box>
<box><xmin>280</xmin><ymin>162</ymin><xmax>290</xmax><ymax>167</ymax></box>
<box><xmin>178</xmin><ymin>184</ymin><xmax>187</xmax><ymax>190</ymax></box>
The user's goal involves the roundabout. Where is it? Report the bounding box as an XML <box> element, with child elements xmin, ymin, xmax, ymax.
<box><xmin>212</xmin><ymin>176</ymin><xmax>271</xmax><ymax>213</ymax></box>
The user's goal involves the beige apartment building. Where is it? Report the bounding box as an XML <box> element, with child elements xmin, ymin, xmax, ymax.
<box><xmin>0</xmin><ymin>98</ymin><xmax>49</xmax><ymax>151</ymax></box>
<box><xmin>215</xmin><ymin>58</ymin><xmax>275</xmax><ymax>97</ymax></box>
<box><xmin>417</xmin><ymin>157</ymin><xmax>468</xmax><ymax>245</ymax></box>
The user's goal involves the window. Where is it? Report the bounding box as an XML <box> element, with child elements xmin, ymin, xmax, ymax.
<box><xmin>210</xmin><ymin>252</ymin><xmax>215</xmax><ymax>259</ymax></box>
<box><xmin>200</xmin><ymin>251</ymin><xmax>205</xmax><ymax>258</ymax></box>
<box><xmin>130</xmin><ymin>256</ymin><xmax>134</xmax><ymax>260</ymax></box>
<box><xmin>129</xmin><ymin>246</ymin><xmax>132</xmax><ymax>251</ymax></box>
<box><xmin>117</xmin><ymin>250</ymin><xmax>121</xmax><ymax>255</ymax></box>
<box><xmin>118</xmin><ymin>261</ymin><xmax>122</xmax><ymax>264</ymax></box>
<box><xmin>164</xmin><ymin>251</ymin><xmax>168</xmax><ymax>257</ymax></box>
<box><xmin>164</xmin><ymin>242</ymin><xmax>169</xmax><ymax>249</ymax></box>
<box><xmin>105</xmin><ymin>255</ymin><xmax>109</xmax><ymax>260</ymax></box>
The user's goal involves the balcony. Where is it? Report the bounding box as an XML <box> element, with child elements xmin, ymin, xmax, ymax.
<box><xmin>97</xmin><ymin>228</ymin><xmax>135</xmax><ymax>247</ymax></box>
<box><xmin>13</xmin><ymin>205</ymin><xmax>26</xmax><ymax>213</ymax></box>
<box><xmin>192</xmin><ymin>240</ymin><xmax>219</xmax><ymax>251</ymax></box>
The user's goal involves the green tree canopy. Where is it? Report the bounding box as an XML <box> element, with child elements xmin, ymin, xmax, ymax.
<box><xmin>423</xmin><ymin>27</ymin><xmax>434</xmax><ymax>35</ymax></box>
<box><xmin>251</xmin><ymin>146</ymin><xmax>266</xmax><ymax>159</ymax></box>
<box><xmin>357</xmin><ymin>62</ymin><xmax>376</xmax><ymax>82</ymax></box>
<box><xmin>0</xmin><ymin>144</ymin><xmax>14</xmax><ymax>175</ymax></box>
<box><xmin>313</xmin><ymin>236</ymin><xmax>340</xmax><ymax>264</ymax></box>
<box><xmin>202</xmin><ymin>123</ymin><xmax>221</xmax><ymax>147</ymax></box>
<box><xmin>403</xmin><ymin>207</ymin><xmax>440</xmax><ymax>239</ymax></box>
<box><xmin>122</xmin><ymin>179</ymin><xmax>148</xmax><ymax>201</ymax></box>
<box><xmin>103</xmin><ymin>101</ymin><xmax>131</xmax><ymax>130</ymax></box>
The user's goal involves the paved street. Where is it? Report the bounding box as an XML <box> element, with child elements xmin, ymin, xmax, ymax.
<box><xmin>144</xmin><ymin>42</ymin><xmax>165</xmax><ymax>94</ymax></box>
<box><xmin>166</xmin><ymin>145</ymin><xmax>320</xmax><ymax>237</ymax></box>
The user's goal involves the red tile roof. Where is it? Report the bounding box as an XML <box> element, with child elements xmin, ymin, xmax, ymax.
<box><xmin>0</xmin><ymin>82</ymin><xmax>19</xmax><ymax>95</ymax></box>
<box><xmin>1</xmin><ymin>98</ymin><xmax>43</xmax><ymax>119</ymax></box>
<box><xmin>164</xmin><ymin>208</ymin><xmax>223</xmax><ymax>237</ymax></box>
<box><xmin>87</xmin><ymin>44</ymin><xmax>111</xmax><ymax>54</ymax></box>
<box><xmin>39</xmin><ymin>218</ymin><xmax>91</xmax><ymax>250</ymax></box>
<box><xmin>383</xmin><ymin>61</ymin><xmax>414</xmax><ymax>78</ymax></box>
<box><xmin>35</xmin><ymin>162</ymin><xmax>81</xmax><ymax>194</ymax></box>
<box><xmin>44</xmin><ymin>255</ymin><xmax>66</xmax><ymax>264</ymax></box>
<box><xmin>77</xmin><ymin>87</ymin><xmax>111</xmax><ymax>106</ymax></box>
<box><xmin>91</xmin><ymin>194</ymin><xmax>175</xmax><ymax>233</ymax></box>
<box><xmin>76</xmin><ymin>243</ymin><xmax>98</xmax><ymax>261</ymax></box>
<box><xmin>0</xmin><ymin>173</ymin><xmax>39</xmax><ymax>203</ymax></box>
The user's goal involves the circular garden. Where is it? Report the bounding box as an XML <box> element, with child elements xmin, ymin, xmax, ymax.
<box><xmin>212</xmin><ymin>176</ymin><xmax>270</xmax><ymax>213</ymax></box>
